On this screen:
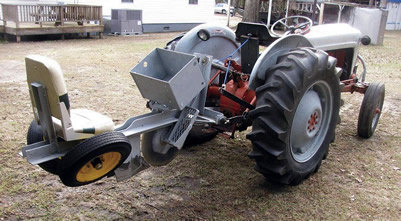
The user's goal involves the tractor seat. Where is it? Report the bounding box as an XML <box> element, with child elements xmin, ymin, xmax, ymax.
<box><xmin>25</xmin><ymin>55</ymin><xmax>114</xmax><ymax>141</ymax></box>
<box><xmin>69</xmin><ymin>109</ymin><xmax>115</xmax><ymax>134</ymax></box>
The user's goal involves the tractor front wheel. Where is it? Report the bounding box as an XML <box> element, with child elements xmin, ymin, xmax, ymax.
<box><xmin>357</xmin><ymin>82</ymin><xmax>385</xmax><ymax>138</ymax></box>
<box><xmin>247</xmin><ymin>48</ymin><xmax>340</xmax><ymax>185</ymax></box>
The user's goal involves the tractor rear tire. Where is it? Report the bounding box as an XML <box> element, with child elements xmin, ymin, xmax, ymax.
<box><xmin>247</xmin><ymin>48</ymin><xmax>340</xmax><ymax>185</ymax></box>
<box><xmin>357</xmin><ymin>83</ymin><xmax>385</xmax><ymax>138</ymax></box>
<box><xmin>58</xmin><ymin>132</ymin><xmax>131</xmax><ymax>187</ymax></box>
<box><xmin>27</xmin><ymin>120</ymin><xmax>61</xmax><ymax>175</ymax></box>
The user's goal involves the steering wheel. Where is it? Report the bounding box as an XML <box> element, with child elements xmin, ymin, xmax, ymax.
<box><xmin>270</xmin><ymin>16</ymin><xmax>313</xmax><ymax>37</ymax></box>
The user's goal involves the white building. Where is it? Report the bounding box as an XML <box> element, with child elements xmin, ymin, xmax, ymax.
<box><xmin>0</xmin><ymin>0</ymin><xmax>216</xmax><ymax>32</ymax></box>
<box><xmin>386</xmin><ymin>0</ymin><xmax>401</xmax><ymax>30</ymax></box>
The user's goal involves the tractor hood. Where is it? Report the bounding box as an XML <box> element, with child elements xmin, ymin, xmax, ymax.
<box><xmin>305</xmin><ymin>23</ymin><xmax>362</xmax><ymax>51</ymax></box>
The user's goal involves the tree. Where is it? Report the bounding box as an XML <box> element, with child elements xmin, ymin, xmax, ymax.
<box><xmin>232</xmin><ymin>0</ymin><xmax>238</xmax><ymax>8</ymax></box>
<box><xmin>243</xmin><ymin>0</ymin><xmax>260</xmax><ymax>22</ymax></box>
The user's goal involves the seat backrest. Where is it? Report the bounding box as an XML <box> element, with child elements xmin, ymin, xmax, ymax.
<box><xmin>25</xmin><ymin>55</ymin><xmax>70</xmax><ymax>120</ymax></box>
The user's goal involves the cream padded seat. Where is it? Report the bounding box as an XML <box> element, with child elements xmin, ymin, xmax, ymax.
<box><xmin>25</xmin><ymin>55</ymin><xmax>114</xmax><ymax>141</ymax></box>
<box><xmin>70</xmin><ymin>109</ymin><xmax>115</xmax><ymax>134</ymax></box>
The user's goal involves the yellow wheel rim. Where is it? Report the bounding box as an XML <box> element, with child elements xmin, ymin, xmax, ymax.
<box><xmin>76</xmin><ymin>152</ymin><xmax>122</xmax><ymax>182</ymax></box>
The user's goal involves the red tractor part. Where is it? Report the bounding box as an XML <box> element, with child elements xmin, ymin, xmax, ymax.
<box><xmin>206</xmin><ymin>60</ymin><xmax>256</xmax><ymax>118</ymax></box>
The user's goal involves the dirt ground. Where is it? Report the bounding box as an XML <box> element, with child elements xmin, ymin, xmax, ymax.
<box><xmin>0</xmin><ymin>29</ymin><xmax>400</xmax><ymax>220</ymax></box>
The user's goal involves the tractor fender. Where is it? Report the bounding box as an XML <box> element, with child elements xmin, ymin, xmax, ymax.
<box><xmin>175</xmin><ymin>24</ymin><xmax>239</xmax><ymax>61</ymax></box>
<box><xmin>249</xmin><ymin>35</ymin><xmax>313</xmax><ymax>90</ymax></box>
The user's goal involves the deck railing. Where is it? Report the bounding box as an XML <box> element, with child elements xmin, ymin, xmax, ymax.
<box><xmin>1</xmin><ymin>4</ymin><xmax>102</xmax><ymax>28</ymax></box>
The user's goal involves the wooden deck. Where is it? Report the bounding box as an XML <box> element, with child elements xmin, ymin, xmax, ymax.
<box><xmin>1</xmin><ymin>4</ymin><xmax>104</xmax><ymax>42</ymax></box>
<box><xmin>3</xmin><ymin>22</ymin><xmax>103</xmax><ymax>36</ymax></box>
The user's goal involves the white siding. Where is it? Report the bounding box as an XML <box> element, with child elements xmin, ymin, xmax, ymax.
<box><xmin>386</xmin><ymin>2</ymin><xmax>401</xmax><ymax>30</ymax></box>
<box><xmin>66</xmin><ymin>0</ymin><xmax>215</xmax><ymax>23</ymax></box>
<box><xmin>0</xmin><ymin>0</ymin><xmax>215</xmax><ymax>24</ymax></box>
<box><xmin>126</xmin><ymin>0</ymin><xmax>215</xmax><ymax>24</ymax></box>
<box><xmin>0</xmin><ymin>0</ymin><xmax>57</xmax><ymax>4</ymax></box>
<box><xmin>78</xmin><ymin>0</ymin><xmax>215</xmax><ymax>24</ymax></box>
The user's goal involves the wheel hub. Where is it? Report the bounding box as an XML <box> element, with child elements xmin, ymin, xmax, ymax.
<box><xmin>142</xmin><ymin>127</ymin><xmax>179</xmax><ymax>166</ymax></box>
<box><xmin>290</xmin><ymin>81</ymin><xmax>332</xmax><ymax>163</ymax></box>
<box><xmin>76</xmin><ymin>152</ymin><xmax>121</xmax><ymax>182</ymax></box>
<box><xmin>91</xmin><ymin>157</ymin><xmax>104</xmax><ymax>170</ymax></box>
<box><xmin>291</xmin><ymin>89</ymin><xmax>322</xmax><ymax>153</ymax></box>
<box><xmin>307</xmin><ymin>111</ymin><xmax>320</xmax><ymax>135</ymax></box>
<box><xmin>372</xmin><ymin>107</ymin><xmax>381</xmax><ymax>130</ymax></box>
<box><xmin>151</xmin><ymin>129</ymin><xmax>173</xmax><ymax>154</ymax></box>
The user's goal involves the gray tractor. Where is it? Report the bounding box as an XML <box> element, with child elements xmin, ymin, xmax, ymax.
<box><xmin>22</xmin><ymin>16</ymin><xmax>384</xmax><ymax>187</ymax></box>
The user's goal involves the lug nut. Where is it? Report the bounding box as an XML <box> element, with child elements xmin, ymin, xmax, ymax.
<box><xmin>94</xmin><ymin>163</ymin><xmax>103</xmax><ymax>170</ymax></box>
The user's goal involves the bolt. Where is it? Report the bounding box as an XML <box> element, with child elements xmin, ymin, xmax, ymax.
<box><xmin>296</xmin><ymin>147</ymin><xmax>305</xmax><ymax>154</ymax></box>
<box><xmin>91</xmin><ymin>157</ymin><xmax>103</xmax><ymax>170</ymax></box>
<box><xmin>94</xmin><ymin>163</ymin><xmax>103</xmax><ymax>170</ymax></box>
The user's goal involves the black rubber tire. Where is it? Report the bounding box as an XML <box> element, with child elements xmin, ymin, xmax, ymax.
<box><xmin>357</xmin><ymin>83</ymin><xmax>385</xmax><ymax>138</ymax></box>
<box><xmin>27</xmin><ymin>120</ymin><xmax>61</xmax><ymax>175</ymax></box>
<box><xmin>142</xmin><ymin>127</ymin><xmax>179</xmax><ymax>166</ymax></box>
<box><xmin>222</xmin><ymin>9</ymin><xmax>226</xmax><ymax>14</ymax></box>
<box><xmin>247</xmin><ymin>48</ymin><xmax>340</xmax><ymax>185</ymax></box>
<box><xmin>58</xmin><ymin>132</ymin><xmax>131</xmax><ymax>187</ymax></box>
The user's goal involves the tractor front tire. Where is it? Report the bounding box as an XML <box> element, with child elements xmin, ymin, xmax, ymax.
<box><xmin>247</xmin><ymin>48</ymin><xmax>340</xmax><ymax>185</ymax></box>
<box><xmin>27</xmin><ymin>120</ymin><xmax>61</xmax><ymax>175</ymax></box>
<box><xmin>357</xmin><ymin>82</ymin><xmax>385</xmax><ymax>138</ymax></box>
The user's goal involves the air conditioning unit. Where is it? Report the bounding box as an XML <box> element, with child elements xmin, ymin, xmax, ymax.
<box><xmin>111</xmin><ymin>9</ymin><xmax>143</xmax><ymax>35</ymax></box>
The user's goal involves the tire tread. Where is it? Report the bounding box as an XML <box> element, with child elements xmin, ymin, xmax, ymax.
<box><xmin>247</xmin><ymin>48</ymin><xmax>340</xmax><ymax>185</ymax></box>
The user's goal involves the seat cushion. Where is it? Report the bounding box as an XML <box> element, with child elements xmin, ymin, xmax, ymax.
<box><xmin>70</xmin><ymin>109</ymin><xmax>115</xmax><ymax>134</ymax></box>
